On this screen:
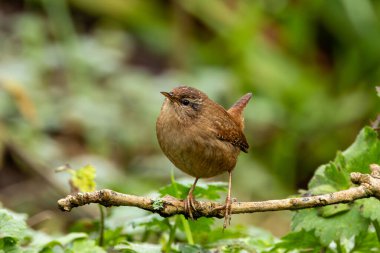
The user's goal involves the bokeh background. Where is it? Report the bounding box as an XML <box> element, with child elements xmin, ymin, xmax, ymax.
<box><xmin>0</xmin><ymin>0</ymin><xmax>379</xmax><ymax>236</ymax></box>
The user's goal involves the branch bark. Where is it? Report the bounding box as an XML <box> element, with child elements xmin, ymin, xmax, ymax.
<box><xmin>57</xmin><ymin>164</ymin><xmax>380</xmax><ymax>219</ymax></box>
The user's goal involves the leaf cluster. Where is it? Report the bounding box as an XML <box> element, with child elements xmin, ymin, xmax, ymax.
<box><xmin>2</xmin><ymin>127</ymin><xmax>380</xmax><ymax>252</ymax></box>
<box><xmin>283</xmin><ymin>127</ymin><xmax>380</xmax><ymax>252</ymax></box>
<box><xmin>0</xmin><ymin>208</ymin><xmax>105</xmax><ymax>253</ymax></box>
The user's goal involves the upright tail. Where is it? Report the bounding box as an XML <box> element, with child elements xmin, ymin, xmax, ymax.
<box><xmin>227</xmin><ymin>93</ymin><xmax>252</xmax><ymax>129</ymax></box>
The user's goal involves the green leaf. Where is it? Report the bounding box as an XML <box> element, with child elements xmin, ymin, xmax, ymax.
<box><xmin>207</xmin><ymin>227</ymin><xmax>275</xmax><ymax>253</ymax></box>
<box><xmin>159</xmin><ymin>180</ymin><xmax>227</xmax><ymax>200</ymax></box>
<box><xmin>185</xmin><ymin>217</ymin><xmax>214</xmax><ymax>244</ymax></box>
<box><xmin>178</xmin><ymin>244</ymin><xmax>207</xmax><ymax>253</ymax></box>
<box><xmin>357</xmin><ymin>198</ymin><xmax>380</xmax><ymax>222</ymax></box>
<box><xmin>0</xmin><ymin>209</ymin><xmax>28</xmax><ymax>242</ymax></box>
<box><xmin>292</xmin><ymin>127</ymin><xmax>380</xmax><ymax>245</ymax></box>
<box><xmin>39</xmin><ymin>233</ymin><xmax>88</xmax><ymax>252</ymax></box>
<box><xmin>130</xmin><ymin>214</ymin><xmax>170</xmax><ymax>233</ymax></box>
<box><xmin>55</xmin><ymin>232</ymin><xmax>88</xmax><ymax>246</ymax></box>
<box><xmin>308</xmin><ymin>162</ymin><xmax>350</xmax><ymax>193</ymax></box>
<box><xmin>352</xmin><ymin>231</ymin><xmax>380</xmax><ymax>252</ymax></box>
<box><xmin>308</xmin><ymin>184</ymin><xmax>340</xmax><ymax>195</ymax></box>
<box><xmin>114</xmin><ymin>242</ymin><xmax>162</xmax><ymax>253</ymax></box>
<box><xmin>0</xmin><ymin>238</ymin><xmax>23</xmax><ymax>253</ymax></box>
<box><xmin>193</xmin><ymin>182</ymin><xmax>227</xmax><ymax>200</ymax></box>
<box><xmin>101</xmin><ymin>227</ymin><xmax>125</xmax><ymax>248</ymax></box>
<box><xmin>71</xmin><ymin>164</ymin><xmax>97</xmax><ymax>192</ymax></box>
<box><xmin>273</xmin><ymin>230</ymin><xmax>322</xmax><ymax>253</ymax></box>
<box><xmin>245</xmin><ymin>227</ymin><xmax>277</xmax><ymax>253</ymax></box>
<box><xmin>292</xmin><ymin>205</ymin><xmax>370</xmax><ymax>245</ymax></box>
<box><xmin>308</xmin><ymin>127</ymin><xmax>380</xmax><ymax>192</ymax></box>
<box><xmin>208</xmin><ymin>238</ymin><xmax>255</xmax><ymax>253</ymax></box>
<box><xmin>27</xmin><ymin>231</ymin><xmax>54</xmax><ymax>251</ymax></box>
<box><xmin>318</xmin><ymin>203</ymin><xmax>351</xmax><ymax>218</ymax></box>
<box><xmin>70</xmin><ymin>239</ymin><xmax>106</xmax><ymax>253</ymax></box>
<box><xmin>187</xmin><ymin>217</ymin><xmax>213</xmax><ymax>233</ymax></box>
<box><xmin>159</xmin><ymin>181</ymin><xmax>189</xmax><ymax>199</ymax></box>
<box><xmin>342</xmin><ymin>127</ymin><xmax>380</xmax><ymax>173</ymax></box>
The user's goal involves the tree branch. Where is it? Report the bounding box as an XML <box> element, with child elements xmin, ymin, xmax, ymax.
<box><xmin>57</xmin><ymin>164</ymin><xmax>380</xmax><ymax>219</ymax></box>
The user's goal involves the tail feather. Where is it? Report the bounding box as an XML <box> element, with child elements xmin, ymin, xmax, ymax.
<box><xmin>227</xmin><ymin>93</ymin><xmax>252</xmax><ymax>129</ymax></box>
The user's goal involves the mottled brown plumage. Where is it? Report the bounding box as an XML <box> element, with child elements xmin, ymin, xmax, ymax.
<box><xmin>156</xmin><ymin>86</ymin><xmax>252</xmax><ymax>228</ymax></box>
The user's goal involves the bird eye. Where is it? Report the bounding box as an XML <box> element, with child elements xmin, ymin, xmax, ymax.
<box><xmin>181</xmin><ymin>99</ymin><xmax>190</xmax><ymax>106</ymax></box>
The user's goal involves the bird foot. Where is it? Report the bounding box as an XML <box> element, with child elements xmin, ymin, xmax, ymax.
<box><xmin>183</xmin><ymin>194</ymin><xmax>198</xmax><ymax>220</ymax></box>
<box><xmin>211</xmin><ymin>197</ymin><xmax>234</xmax><ymax>228</ymax></box>
<box><xmin>223</xmin><ymin>196</ymin><xmax>232</xmax><ymax>229</ymax></box>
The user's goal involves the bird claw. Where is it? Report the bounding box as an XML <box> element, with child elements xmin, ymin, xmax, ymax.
<box><xmin>223</xmin><ymin>196</ymin><xmax>232</xmax><ymax>229</ymax></box>
<box><xmin>211</xmin><ymin>197</ymin><xmax>233</xmax><ymax>228</ymax></box>
<box><xmin>184</xmin><ymin>194</ymin><xmax>197</xmax><ymax>219</ymax></box>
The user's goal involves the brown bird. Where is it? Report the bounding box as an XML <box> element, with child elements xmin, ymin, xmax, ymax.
<box><xmin>156</xmin><ymin>86</ymin><xmax>252</xmax><ymax>228</ymax></box>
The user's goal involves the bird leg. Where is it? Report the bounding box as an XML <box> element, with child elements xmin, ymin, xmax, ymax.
<box><xmin>209</xmin><ymin>171</ymin><xmax>234</xmax><ymax>228</ymax></box>
<box><xmin>223</xmin><ymin>171</ymin><xmax>233</xmax><ymax>229</ymax></box>
<box><xmin>184</xmin><ymin>177</ymin><xmax>199</xmax><ymax>219</ymax></box>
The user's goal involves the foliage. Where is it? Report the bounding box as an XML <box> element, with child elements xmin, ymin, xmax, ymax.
<box><xmin>0</xmin><ymin>207</ymin><xmax>105</xmax><ymax>253</ymax></box>
<box><xmin>292</xmin><ymin>127</ymin><xmax>380</xmax><ymax>246</ymax></box>
<box><xmin>57</xmin><ymin>164</ymin><xmax>97</xmax><ymax>192</ymax></box>
<box><xmin>1</xmin><ymin>126</ymin><xmax>380</xmax><ymax>252</ymax></box>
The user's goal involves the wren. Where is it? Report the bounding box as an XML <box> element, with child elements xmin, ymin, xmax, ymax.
<box><xmin>156</xmin><ymin>86</ymin><xmax>252</xmax><ymax>228</ymax></box>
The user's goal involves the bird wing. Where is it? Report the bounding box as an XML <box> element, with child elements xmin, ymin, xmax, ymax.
<box><xmin>211</xmin><ymin>111</ymin><xmax>249</xmax><ymax>153</ymax></box>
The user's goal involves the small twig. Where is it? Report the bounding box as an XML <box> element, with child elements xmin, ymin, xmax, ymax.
<box><xmin>58</xmin><ymin>165</ymin><xmax>380</xmax><ymax>219</ymax></box>
<box><xmin>98</xmin><ymin>205</ymin><xmax>105</xmax><ymax>246</ymax></box>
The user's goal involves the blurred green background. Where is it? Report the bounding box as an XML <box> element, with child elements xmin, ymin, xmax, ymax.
<box><xmin>0</xmin><ymin>0</ymin><xmax>379</xmax><ymax>236</ymax></box>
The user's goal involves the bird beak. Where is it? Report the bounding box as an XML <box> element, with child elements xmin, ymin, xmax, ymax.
<box><xmin>160</xmin><ymin>91</ymin><xmax>176</xmax><ymax>102</ymax></box>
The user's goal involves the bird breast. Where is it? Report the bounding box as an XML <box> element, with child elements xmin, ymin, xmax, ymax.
<box><xmin>156</xmin><ymin>107</ymin><xmax>240</xmax><ymax>178</ymax></box>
